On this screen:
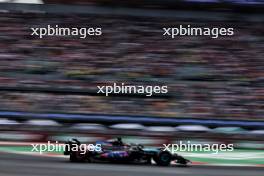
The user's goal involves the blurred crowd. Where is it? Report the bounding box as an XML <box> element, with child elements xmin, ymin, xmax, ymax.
<box><xmin>0</xmin><ymin>12</ymin><xmax>263</xmax><ymax>119</ymax></box>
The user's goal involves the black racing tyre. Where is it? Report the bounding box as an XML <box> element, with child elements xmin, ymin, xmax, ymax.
<box><xmin>70</xmin><ymin>151</ymin><xmax>86</xmax><ymax>162</ymax></box>
<box><xmin>155</xmin><ymin>151</ymin><xmax>172</xmax><ymax>166</ymax></box>
<box><xmin>69</xmin><ymin>153</ymin><xmax>77</xmax><ymax>162</ymax></box>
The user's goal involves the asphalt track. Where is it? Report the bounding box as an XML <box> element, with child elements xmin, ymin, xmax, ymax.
<box><xmin>0</xmin><ymin>152</ymin><xmax>263</xmax><ymax>176</ymax></box>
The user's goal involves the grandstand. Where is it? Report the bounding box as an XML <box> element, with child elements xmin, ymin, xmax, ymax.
<box><xmin>0</xmin><ymin>10</ymin><xmax>263</xmax><ymax>121</ymax></box>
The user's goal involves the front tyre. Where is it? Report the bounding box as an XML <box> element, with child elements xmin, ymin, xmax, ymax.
<box><xmin>155</xmin><ymin>151</ymin><xmax>172</xmax><ymax>166</ymax></box>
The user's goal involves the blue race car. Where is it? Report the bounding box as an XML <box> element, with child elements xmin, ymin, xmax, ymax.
<box><xmin>64</xmin><ymin>137</ymin><xmax>191</xmax><ymax>166</ymax></box>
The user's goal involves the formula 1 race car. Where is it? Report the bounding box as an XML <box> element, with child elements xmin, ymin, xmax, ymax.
<box><xmin>64</xmin><ymin>137</ymin><xmax>191</xmax><ymax>166</ymax></box>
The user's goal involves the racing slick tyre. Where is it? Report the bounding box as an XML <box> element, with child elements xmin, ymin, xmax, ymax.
<box><xmin>70</xmin><ymin>151</ymin><xmax>86</xmax><ymax>162</ymax></box>
<box><xmin>155</xmin><ymin>151</ymin><xmax>172</xmax><ymax>166</ymax></box>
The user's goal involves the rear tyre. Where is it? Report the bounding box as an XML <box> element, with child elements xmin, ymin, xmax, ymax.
<box><xmin>69</xmin><ymin>153</ymin><xmax>77</xmax><ymax>162</ymax></box>
<box><xmin>70</xmin><ymin>151</ymin><xmax>86</xmax><ymax>162</ymax></box>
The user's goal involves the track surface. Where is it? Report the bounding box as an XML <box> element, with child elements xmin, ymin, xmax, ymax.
<box><xmin>0</xmin><ymin>152</ymin><xmax>263</xmax><ymax>176</ymax></box>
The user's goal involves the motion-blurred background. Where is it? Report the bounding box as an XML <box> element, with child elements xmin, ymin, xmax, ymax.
<box><xmin>0</xmin><ymin>0</ymin><xmax>263</xmax><ymax>166</ymax></box>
